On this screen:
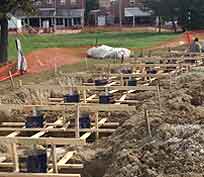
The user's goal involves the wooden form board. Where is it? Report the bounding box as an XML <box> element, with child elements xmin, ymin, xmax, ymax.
<box><xmin>0</xmin><ymin>127</ymin><xmax>116</xmax><ymax>133</ymax></box>
<box><xmin>0</xmin><ymin>163</ymin><xmax>83</xmax><ymax>169</ymax></box>
<box><xmin>160</xmin><ymin>173</ymin><xmax>204</xmax><ymax>177</ymax></box>
<box><xmin>80</xmin><ymin>118</ymin><xmax>107</xmax><ymax>140</ymax></box>
<box><xmin>63</xmin><ymin>85</ymin><xmax>157</xmax><ymax>91</ymax></box>
<box><xmin>49</xmin><ymin>151</ymin><xmax>77</xmax><ymax>173</ymax></box>
<box><xmin>58</xmin><ymin>71</ymin><xmax>170</xmax><ymax>78</ymax></box>
<box><xmin>0</xmin><ymin>104</ymin><xmax>137</xmax><ymax>112</ymax></box>
<box><xmin>169</xmin><ymin>51</ymin><xmax>204</xmax><ymax>56</ymax></box>
<box><xmin>24</xmin><ymin>85</ymin><xmax>157</xmax><ymax>91</ymax></box>
<box><xmin>1</xmin><ymin>122</ymin><xmax>119</xmax><ymax>127</ymax></box>
<box><xmin>95</xmin><ymin>63</ymin><xmax>191</xmax><ymax>68</ymax></box>
<box><xmin>0</xmin><ymin>137</ymin><xmax>85</xmax><ymax>146</ymax></box>
<box><xmin>0</xmin><ymin>173</ymin><xmax>81</xmax><ymax>177</ymax></box>
<box><xmin>31</xmin><ymin>118</ymin><xmax>64</xmax><ymax>138</ymax></box>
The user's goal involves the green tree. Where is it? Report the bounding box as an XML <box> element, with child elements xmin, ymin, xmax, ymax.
<box><xmin>177</xmin><ymin>0</ymin><xmax>204</xmax><ymax>31</ymax></box>
<box><xmin>144</xmin><ymin>0</ymin><xmax>204</xmax><ymax>32</ymax></box>
<box><xmin>0</xmin><ymin>0</ymin><xmax>37</xmax><ymax>63</ymax></box>
<box><xmin>143</xmin><ymin>0</ymin><xmax>165</xmax><ymax>32</ymax></box>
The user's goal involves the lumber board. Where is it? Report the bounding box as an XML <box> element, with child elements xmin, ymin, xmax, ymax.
<box><xmin>0</xmin><ymin>156</ymin><xmax>6</xmax><ymax>163</ymax></box>
<box><xmin>0</xmin><ymin>163</ymin><xmax>83</xmax><ymax>169</ymax></box>
<box><xmin>11</xmin><ymin>143</ymin><xmax>19</xmax><ymax>172</ymax></box>
<box><xmin>49</xmin><ymin>164</ymin><xmax>83</xmax><ymax>169</ymax></box>
<box><xmin>58</xmin><ymin>151</ymin><xmax>75</xmax><ymax>166</ymax></box>
<box><xmin>169</xmin><ymin>51</ymin><xmax>204</xmax><ymax>55</ymax></box>
<box><xmin>79</xmin><ymin>81</ymin><xmax>121</xmax><ymax>103</ymax></box>
<box><xmin>63</xmin><ymin>85</ymin><xmax>157</xmax><ymax>91</ymax></box>
<box><xmin>0</xmin><ymin>104</ymin><xmax>137</xmax><ymax>112</ymax></box>
<box><xmin>79</xmin><ymin>104</ymin><xmax>137</xmax><ymax>112</ymax></box>
<box><xmin>0</xmin><ymin>172</ymin><xmax>81</xmax><ymax>177</ymax></box>
<box><xmin>115</xmin><ymin>89</ymin><xmax>137</xmax><ymax>105</ymax></box>
<box><xmin>1</xmin><ymin>122</ymin><xmax>118</xmax><ymax>128</ymax></box>
<box><xmin>31</xmin><ymin>118</ymin><xmax>64</xmax><ymax>138</ymax></box>
<box><xmin>1</xmin><ymin>122</ymin><xmax>64</xmax><ymax>127</ymax></box>
<box><xmin>109</xmin><ymin>90</ymin><xmax>119</xmax><ymax>94</ymax></box>
<box><xmin>0</xmin><ymin>127</ymin><xmax>116</xmax><ymax>133</ymax></box>
<box><xmin>51</xmin><ymin>145</ymin><xmax>58</xmax><ymax>173</ymax></box>
<box><xmin>115</xmin><ymin>100</ymin><xmax>140</xmax><ymax>104</ymax></box>
<box><xmin>75</xmin><ymin>105</ymin><xmax>80</xmax><ymax>138</ymax></box>
<box><xmin>86</xmin><ymin>94</ymin><xmax>97</xmax><ymax>101</ymax></box>
<box><xmin>80</xmin><ymin>118</ymin><xmax>107</xmax><ymax>140</ymax></box>
<box><xmin>7</xmin><ymin>125</ymin><xmax>26</xmax><ymax>138</ymax></box>
<box><xmin>105</xmin><ymin>81</ymin><xmax>118</xmax><ymax>87</ymax></box>
<box><xmin>49</xmin><ymin>151</ymin><xmax>78</xmax><ymax>173</ymax></box>
<box><xmin>95</xmin><ymin>63</ymin><xmax>191</xmax><ymax>68</ymax></box>
<box><xmin>63</xmin><ymin>72</ymin><xmax>167</xmax><ymax>78</ymax></box>
<box><xmin>160</xmin><ymin>173</ymin><xmax>204</xmax><ymax>177</ymax></box>
<box><xmin>0</xmin><ymin>137</ymin><xmax>85</xmax><ymax>146</ymax></box>
<box><xmin>7</xmin><ymin>131</ymin><xmax>22</xmax><ymax>138</ymax></box>
<box><xmin>24</xmin><ymin>85</ymin><xmax>157</xmax><ymax>91</ymax></box>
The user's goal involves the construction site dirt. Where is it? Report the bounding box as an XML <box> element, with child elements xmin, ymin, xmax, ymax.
<box><xmin>0</xmin><ymin>63</ymin><xmax>203</xmax><ymax>177</ymax></box>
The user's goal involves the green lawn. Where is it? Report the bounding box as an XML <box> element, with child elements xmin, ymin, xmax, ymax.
<box><xmin>8</xmin><ymin>31</ymin><xmax>180</xmax><ymax>60</ymax></box>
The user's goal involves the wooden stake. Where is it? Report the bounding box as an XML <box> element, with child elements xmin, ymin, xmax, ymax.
<box><xmin>95</xmin><ymin>112</ymin><xmax>99</xmax><ymax>140</ymax></box>
<box><xmin>83</xmin><ymin>89</ymin><xmax>87</xmax><ymax>103</ymax></box>
<box><xmin>157</xmin><ymin>85</ymin><xmax>162</xmax><ymax>111</ymax></box>
<box><xmin>9</xmin><ymin>71</ymin><xmax>15</xmax><ymax>88</ymax></box>
<box><xmin>75</xmin><ymin>104</ymin><xmax>80</xmax><ymax>138</ymax></box>
<box><xmin>11</xmin><ymin>143</ymin><xmax>19</xmax><ymax>172</ymax></box>
<box><xmin>51</xmin><ymin>144</ymin><xmax>58</xmax><ymax>173</ymax></box>
<box><xmin>108</xmin><ymin>64</ymin><xmax>111</xmax><ymax>80</ymax></box>
<box><xmin>144</xmin><ymin>109</ymin><xmax>152</xmax><ymax>137</ymax></box>
<box><xmin>54</xmin><ymin>63</ymin><xmax>57</xmax><ymax>75</ymax></box>
<box><xmin>120</xmin><ymin>73</ymin><xmax>124</xmax><ymax>86</ymax></box>
<box><xmin>18</xmin><ymin>80</ymin><xmax>23</xmax><ymax>88</ymax></box>
<box><xmin>105</xmin><ymin>87</ymin><xmax>109</xmax><ymax>95</ymax></box>
<box><xmin>85</xmin><ymin>57</ymin><xmax>88</xmax><ymax>71</ymax></box>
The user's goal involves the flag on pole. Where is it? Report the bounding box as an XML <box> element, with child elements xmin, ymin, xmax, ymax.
<box><xmin>15</xmin><ymin>38</ymin><xmax>27</xmax><ymax>73</ymax></box>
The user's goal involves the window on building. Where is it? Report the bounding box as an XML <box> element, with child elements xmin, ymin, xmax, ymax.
<box><xmin>70</xmin><ymin>0</ymin><xmax>79</xmax><ymax>6</ymax></box>
<box><xmin>60</xmin><ymin>0</ymin><xmax>66</xmax><ymax>5</ymax></box>
<box><xmin>47</xmin><ymin>0</ymin><xmax>53</xmax><ymax>4</ymax></box>
<box><xmin>34</xmin><ymin>1</ymin><xmax>41</xmax><ymax>6</ymax></box>
<box><xmin>129</xmin><ymin>0</ymin><xmax>135</xmax><ymax>7</ymax></box>
<box><xmin>71</xmin><ymin>0</ymin><xmax>76</xmax><ymax>5</ymax></box>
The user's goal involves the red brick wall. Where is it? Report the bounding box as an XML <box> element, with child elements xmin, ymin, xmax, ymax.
<box><xmin>39</xmin><ymin>0</ymin><xmax>85</xmax><ymax>9</ymax></box>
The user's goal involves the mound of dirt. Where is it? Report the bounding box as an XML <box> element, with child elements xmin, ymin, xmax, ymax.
<box><xmin>62</xmin><ymin>71</ymin><xmax>204</xmax><ymax>177</ymax></box>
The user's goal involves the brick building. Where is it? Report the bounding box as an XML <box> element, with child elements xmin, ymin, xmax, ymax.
<box><xmin>19</xmin><ymin>0</ymin><xmax>85</xmax><ymax>29</ymax></box>
<box><xmin>97</xmin><ymin>0</ymin><xmax>153</xmax><ymax>26</ymax></box>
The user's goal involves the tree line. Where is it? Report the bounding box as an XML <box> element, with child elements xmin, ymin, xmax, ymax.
<box><xmin>144</xmin><ymin>0</ymin><xmax>204</xmax><ymax>32</ymax></box>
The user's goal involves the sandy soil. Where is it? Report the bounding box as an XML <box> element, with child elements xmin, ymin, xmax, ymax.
<box><xmin>26</xmin><ymin>47</ymin><xmax>87</xmax><ymax>73</ymax></box>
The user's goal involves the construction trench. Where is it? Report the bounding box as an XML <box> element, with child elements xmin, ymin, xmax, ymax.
<box><xmin>0</xmin><ymin>52</ymin><xmax>204</xmax><ymax>177</ymax></box>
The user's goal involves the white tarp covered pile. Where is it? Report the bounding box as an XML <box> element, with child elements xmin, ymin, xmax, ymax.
<box><xmin>87</xmin><ymin>45</ymin><xmax>131</xmax><ymax>59</ymax></box>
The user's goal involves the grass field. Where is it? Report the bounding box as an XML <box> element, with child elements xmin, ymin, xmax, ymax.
<box><xmin>8</xmin><ymin>31</ymin><xmax>180</xmax><ymax>60</ymax></box>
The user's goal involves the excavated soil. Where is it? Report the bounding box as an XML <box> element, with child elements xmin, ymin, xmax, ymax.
<box><xmin>0</xmin><ymin>68</ymin><xmax>204</xmax><ymax>177</ymax></box>
<box><xmin>69</xmin><ymin>71</ymin><xmax>204</xmax><ymax>177</ymax></box>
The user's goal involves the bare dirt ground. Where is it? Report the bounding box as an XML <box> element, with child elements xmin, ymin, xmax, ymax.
<box><xmin>26</xmin><ymin>47</ymin><xmax>87</xmax><ymax>73</ymax></box>
<box><xmin>1</xmin><ymin>30</ymin><xmax>204</xmax><ymax>177</ymax></box>
<box><xmin>0</xmin><ymin>67</ymin><xmax>204</xmax><ymax>177</ymax></box>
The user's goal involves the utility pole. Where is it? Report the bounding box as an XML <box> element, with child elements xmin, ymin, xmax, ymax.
<box><xmin>119</xmin><ymin>0</ymin><xmax>122</xmax><ymax>27</ymax></box>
